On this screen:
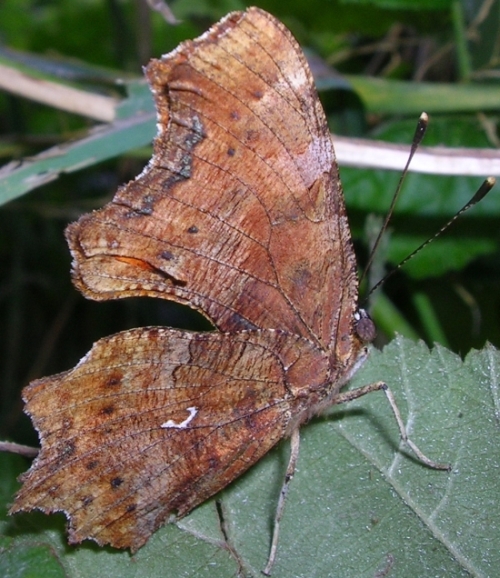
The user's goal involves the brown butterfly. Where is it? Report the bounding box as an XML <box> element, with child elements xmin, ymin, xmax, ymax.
<box><xmin>10</xmin><ymin>7</ymin><xmax>445</xmax><ymax>574</ymax></box>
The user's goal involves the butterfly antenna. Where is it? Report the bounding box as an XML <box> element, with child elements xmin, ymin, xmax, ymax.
<box><xmin>359</xmin><ymin>112</ymin><xmax>429</xmax><ymax>288</ymax></box>
<box><xmin>367</xmin><ymin>176</ymin><xmax>496</xmax><ymax>297</ymax></box>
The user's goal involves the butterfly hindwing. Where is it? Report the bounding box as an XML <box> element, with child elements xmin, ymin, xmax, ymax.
<box><xmin>12</xmin><ymin>327</ymin><xmax>329</xmax><ymax>550</ymax></box>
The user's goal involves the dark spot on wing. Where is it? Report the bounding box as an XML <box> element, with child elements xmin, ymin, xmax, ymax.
<box><xmin>111</xmin><ymin>477</ymin><xmax>124</xmax><ymax>489</ymax></box>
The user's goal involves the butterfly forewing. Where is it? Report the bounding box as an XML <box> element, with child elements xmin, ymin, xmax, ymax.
<box><xmin>67</xmin><ymin>8</ymin><xmax>359</xmax><ymax>350</ymax></box>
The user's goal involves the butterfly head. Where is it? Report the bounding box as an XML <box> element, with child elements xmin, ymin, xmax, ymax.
<box><xmin>353</xmin><ymin>309</ymin><xmax>377</xmax><ymax>344</ymax></box>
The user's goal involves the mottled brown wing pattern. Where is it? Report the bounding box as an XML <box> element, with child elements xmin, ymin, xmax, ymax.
<box><xmin>12</xmin><ymin>328</ymin><xmax>329</xmax><ymax>551</ymax></box>
<box><xmin>11</xmin><ymin>7</ymin><xmax>369</xmax><ymax>555</ymax></box>
<box><xmin>67</xmin><ymin>7</ymin><xmax>360</xmax><ymax>351</ymax></box>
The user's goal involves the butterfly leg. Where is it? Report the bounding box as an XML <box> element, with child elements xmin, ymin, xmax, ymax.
<box><xmin>262</xmin><ymin>427</ymin><xmax>300</xmax><ymax>576</ymax></box>
<box><xmin>335</xmin><ymin>382</ymin><xmax>451</xmax><ymax>471</ymax></box>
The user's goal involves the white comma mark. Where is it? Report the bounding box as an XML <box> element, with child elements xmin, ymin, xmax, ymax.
<box><xmin>161</xmin><ymin>406</ymin><xmax>198</xmax><ymax>429</ymax></box>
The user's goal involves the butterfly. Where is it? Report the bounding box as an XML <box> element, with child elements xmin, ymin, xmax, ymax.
<box><xmin>10</xmin><ymin>7</ymin><xmax>444</xmax><ymax>574</ymax></box>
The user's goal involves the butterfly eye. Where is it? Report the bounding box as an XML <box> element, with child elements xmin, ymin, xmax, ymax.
<box><xmin>354</xmin><ymin>309</ymin><xmax>377</xmax><ymax>343</ymax></box>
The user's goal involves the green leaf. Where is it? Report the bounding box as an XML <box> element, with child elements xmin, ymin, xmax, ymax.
<box><xmin>344</xmin><ymin>76</ymin><xmax>500</xmax><ymax>115</ymax></box>
<box><xmin>0</xmin><ymin>78</ymin><xmax>155</xmax><ymax>207</ymax></box>
<box><xmin>0</xmin><ymin>543</ymin><xmax>66</xmax><ymax>578</ymax></box>
<box><xmin>342</xmin><ymin>0</ymin><xmax>452</xmax><ymax>8</ymax></box>
<box><xmin>3</xmin><ymin>338</ymin><xmax>499</xmax><ymax>576</ymax></box>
